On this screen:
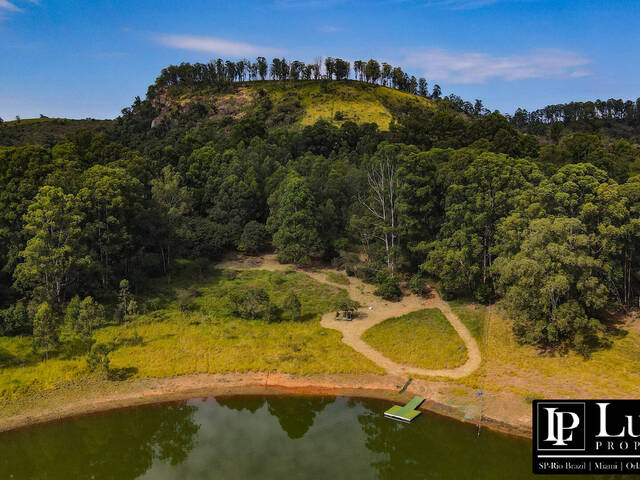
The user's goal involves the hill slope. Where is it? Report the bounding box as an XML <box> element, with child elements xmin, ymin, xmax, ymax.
<box><xmin>151</xmin><ymin>80</ymin><xmax>434</xmax><ymax>131</ymax></box>
<box><xmin>0</xmin><ymin>118</ymin><xmax>112</xmax><ymax>147</ymax></box>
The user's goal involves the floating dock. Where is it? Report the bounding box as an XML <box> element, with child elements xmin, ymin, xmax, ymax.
<box><xmin>384</xmin><ymin>396</ymin><xmax>425</xmax><ymax>422</ymax></box>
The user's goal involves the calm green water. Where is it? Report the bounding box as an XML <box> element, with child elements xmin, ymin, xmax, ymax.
<box><xmin>0</xmin><ymin>396</ymin><xmax>631</xmax><ymax>480</ymax></box>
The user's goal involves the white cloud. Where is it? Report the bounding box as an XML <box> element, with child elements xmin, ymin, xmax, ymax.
<box><xmin>0</xmin><ymin>0</ymin><xmax>21</xmax><ymax>12</ymax></box>
<box><xmin>404</xmin><ymin>48</ymin><xmax>591</xmax><ymax>84</ymax></box>
<box><xmin>155</xmin><ymin>34</ymin><xmax>284</xmax><ymax>57</ymax></box>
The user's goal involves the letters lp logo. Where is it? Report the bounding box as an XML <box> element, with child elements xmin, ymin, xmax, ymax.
<box><xmin>536</xmin><ymin>401</ymin><xmax>586</xmax><ymax>451</ymax></box>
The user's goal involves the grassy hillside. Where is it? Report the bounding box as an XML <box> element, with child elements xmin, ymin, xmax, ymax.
<box><xmin>0</xmin><ymin>265</ymin><xmax>382</xmax><ymax>401</ymax></box>
<box><xmin>154</xmin><ymin>80</ymin><xmax>434</xmax><ymax>131</ymax></box>
<box><xmin>0</xmin><ymin>117</ymin><xmax>112</xmax><ymax>147</ymax></box>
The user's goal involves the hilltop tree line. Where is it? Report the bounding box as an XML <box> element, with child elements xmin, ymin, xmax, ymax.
<box><xmin>509</xmin><ymin>98</ymin><xmax>640</xmax><ymax>141</ymax></box>
<box><xmin>1</xmin><ymin>65</ymin><xmax>640</xmax><ymax>358</ymax></box>
<box><xmin>149</xmin><ymin>57</ymin><xmax>438</xmax><ymax>99</ymax></box>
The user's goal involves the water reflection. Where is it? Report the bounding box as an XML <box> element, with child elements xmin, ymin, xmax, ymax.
<box><xmin>0</xmin><ymin>403</ymin><xmax>199</xmax><ymax>480</ymax></box>
<box><xmin>216</xmin><ymin>395</ymin><xmax>332</xmax><ymax>438</ymax></box>
<box><xmin>0</xmin><ymin>396</ymin><xmax>631</xmax><ymax>480</ymax></box>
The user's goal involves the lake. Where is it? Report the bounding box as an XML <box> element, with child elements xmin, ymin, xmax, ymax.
<box><xmin>0</xmin><ymin>396</ymin><xmax>631</xmax><ymax>479</ymax></box>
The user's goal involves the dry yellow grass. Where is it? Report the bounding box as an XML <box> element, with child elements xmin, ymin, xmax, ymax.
<box><xmin>449</xmin><ymin>303</ymin><xmax>640</xmax><ymax>398</ymax></box>
<box><xmin>0</xmin><ymin>269</ymin><xmax>382</xmax><ymax>401</ymax></box>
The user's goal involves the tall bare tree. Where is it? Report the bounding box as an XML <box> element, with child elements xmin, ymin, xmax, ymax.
<box><xmin>354</xmin><ymin>145</ymin><xmax>404</xmax><ymax>271</ymax></box>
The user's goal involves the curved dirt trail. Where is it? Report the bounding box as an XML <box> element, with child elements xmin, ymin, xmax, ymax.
<box><xmin>218</xmin><ymin>255</ymin><xmax>481</xmax><ymax>379</ymax></box>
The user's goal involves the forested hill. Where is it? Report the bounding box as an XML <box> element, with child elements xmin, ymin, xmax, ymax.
<box><xmin>2</xmin><ymin>60</ymin><xmax>640</xmax><ymax>357</ymax></box>
<box><xmin>143</xmin><ymin>79</ymin><xmax>435</xmax><ymax>133</ymax></box>
<box><xmin>510</xmin><ymin>98</ymin><xmax>640</xmax><ymax>142</ymax></box>
<box><xmin>0</xmin><ymin>117</ymin><xmax>112</xmax><ymax>147</ymax></box>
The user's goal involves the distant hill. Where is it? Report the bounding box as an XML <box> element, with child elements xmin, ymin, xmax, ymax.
<box><xmin>149</xmin><ymin>80</ymin><xmax>435</xmax><ymax>132</ymax></box>
<box><xmin>0</xmin><ymin>117</ymin><xmax>112</xmax><ymax>147</ymax></box>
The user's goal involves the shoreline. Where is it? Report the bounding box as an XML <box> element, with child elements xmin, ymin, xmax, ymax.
<box><xmin>0</xmin><ymin>372</ymin><xmax>532</xmax><ymax>438</ymax></box>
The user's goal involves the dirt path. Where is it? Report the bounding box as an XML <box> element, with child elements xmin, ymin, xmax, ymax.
<box><xmin>218</xmin><ymin>255</ymin><xmax>481</xmax><ymax>379</ymax></box>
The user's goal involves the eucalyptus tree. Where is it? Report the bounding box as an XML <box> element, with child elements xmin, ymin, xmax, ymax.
<box><xmin>353</xmin><ymin>143</ymin><xmax>410</xmax><ymax>271</ymax></box>
<box><xmin>289</xmin><ymin>60</ymin><xmax>304</xmax><ymax>81</ymax></box>
<box><xmin>14</xmin><ymin>186</ymin><xmax>86</xmax><ymax>305</ymax></box>
<box><xmin>418</xmin><ymin>78</ymin><xmax>428</xmax><ymax>97</ymax></box>
<box><xmin>256</xmin><ymin>56</ymin><xmax>268</xmax><ymax>80</ymax></box>
<box><xmin>365</xmin><ymin>59</ymin><xmax>381</xmax><ymax>83</ymax></box>
<box><xmin>334</xmin><ymin>58</ymin><xmax>350</xmax><ymax>80</ymax></box>
<box><xmin>353</xmin><ymin>60</ymin><xmax>365</xmax><ymax>81</ymax></box>
<box><xmin>267</xmin><ymin>172</ymin><xmax>323</xmax><ymax>265</ymax></box>
<box><xmin>381</xmin><ymin>63</ymin><xmax>392</xmax><ymax>86</ymax></box>
<box><xmin>324</xmin><ymin>57</ymin><xmax>336</xmax><ymax>80</ymax></box>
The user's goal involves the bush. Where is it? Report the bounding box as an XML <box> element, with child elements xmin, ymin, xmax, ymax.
<box><xmin>474</xmin><ymin>282</ymin><xmax>493</xmax><ymax>304</ymax></box>
<box><xmin>265</xmin><ymin>302</ymin><xmax>283</xmax><ymax>323</ymax></box>
<box><xmin>356</xmin><ymin>262</ymin><xmax>379</xmax><ymax>283</ymax></box>
<box><xmin>144</xmin><ymin>297</ymin><xmax>163</xmax><ymax>312</ymax></box>
<box><xmin>282</xmin><ymin>291</ymin><xmax>302</xmax><ymax>320</ymax></box>
<box><xmin>227</xmin><ymin>287</ymin><xmax>271</xmax><ymax>319</ymax></box>
<box><xmin>176</xmin><ymin>287</ymin><xmax>201</xmax><ymax>312</ymax></box>
<box><xmin>238</xmin><ymin>221</ymin><xmax>269</xmax><ymax>255</ymax></box>
<box><xmin>374</xmin><ymin>269</ymin><xmax>402</xmax><ymax>301</ymax></box>
<box><xmin>0</xmin><ymin>301</ymin><xmax>30</xmax><ymax>336</ymax></box>
<box><xmin>59</xmin><ymin>330</ymin><xmax>94</xmax><ymax>358</ymax></box>
<box><xmin>409</xmin><ymin>275</ymin><xmax>426</xmax><ymax>296</ymax></box>
<box><xmin>86</xmin><ymin>343</ymin><xmax>111</xmax><ymax>373</ymax></box>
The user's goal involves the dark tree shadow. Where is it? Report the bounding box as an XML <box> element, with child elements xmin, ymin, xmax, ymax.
<box><xmin>108</xmin><ymin>366</ymin><xmax>139</xmax><ymax>381</ymax></box>
<box><xmin>0</xmin><ymin>347</ymin><xmax>16</xmax><ymax>368</ymax></box>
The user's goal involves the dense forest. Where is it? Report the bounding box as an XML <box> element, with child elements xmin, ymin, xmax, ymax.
<box><xmin>1</xmin><ymin>57</ymin><xmax>640</xmax><ymax>359</ymax></box>
<box><xmin>509</xmin><ymin>98</ymin><xmax>640</xmax><ymax>142</ymax></box>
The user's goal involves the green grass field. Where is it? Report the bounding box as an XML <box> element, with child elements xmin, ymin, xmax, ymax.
<box><xmin>362</xmin><ymin>308</ymin><xmax>468</xmax><ymax>369</ymax></box>
<box><xmin>0</xmin><ymin>268</ymin><xmax>382</xmax><ymax>401</ymax></box>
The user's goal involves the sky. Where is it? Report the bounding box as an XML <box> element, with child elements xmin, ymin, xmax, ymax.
<box><xmin>1</xmin><ymin>0</ymin><xmax>639</xmax><ymax>120</ymax></box>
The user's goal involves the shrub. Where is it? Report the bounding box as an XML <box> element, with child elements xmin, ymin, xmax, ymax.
<box><xmin>356</xmin><ymin>262</ymin><xmax>379</xmax><ymax>283</ymax></box>
<box><xmin>238</xmin><ymin>221</ymin><xmax>269</xmax><ymax>255</ymax></box>
<box><xmin>409</xmin><ymin>275</ymin><xmax>426</xmax><ymax>296</ymax></box>
<box><xmin>176</xmin><ymin>287</ymin><xmax>201</xmax><ymax>312</ymax></box>
<box><xmin>265</xmin><ymin>303</ymin><xmax>283</xmax><ymax>323</ymax></box>
<box><xmin>474</xmin><ymin>282</ymin><xmax>493</xmax><ymax>304</ymax></box>
<box><xmin>227</xmin><ymin>287</ymin><xmax>271</xmax><ymax>319</ymax></box>
<box><xmin>0</xmin><ymin>301</ymin><xmax>30</xmax><ymax>336</ymax></box>
<box><xmin>374</xmin><ymin>269</ymin><xmax>402</xmax><ymax>301</ymax></box>
<box><xmin>282</xmin><ymin>291</ymin><xmax>302</xmax><ymax>320</ymax></box>
<box><xmin>59</xmin><ymin>330</ymin><xmax>94</xmax><ymax>358</ymax></box>
<box><xmin>86</xmin><ymin>343</ymin><xmax>111</xmax><ymax>374</ymax></box>
<box><xmin>65</xmin><ymin>296</ymin><xmax>104</xmax><ymax>335</ymax></box>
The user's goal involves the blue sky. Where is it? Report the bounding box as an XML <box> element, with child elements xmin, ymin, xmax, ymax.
<box><xmin>1</xmin><ymin>0</ymin><xmax>639</xmax><ymax>119</ymax></box>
